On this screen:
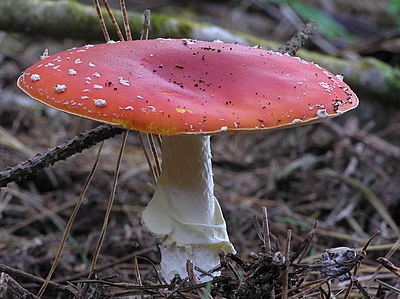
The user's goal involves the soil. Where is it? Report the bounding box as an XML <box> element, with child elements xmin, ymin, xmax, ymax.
<box><xmin>0</xmin><ymin>0</ymin><xmax>399</xmax><ymax>298</ymax></box>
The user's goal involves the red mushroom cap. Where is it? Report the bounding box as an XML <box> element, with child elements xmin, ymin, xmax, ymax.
<box><xmin>18</xmin><ymin>39</ymin><xmax>358</xmax><ymax>135</ymax></box>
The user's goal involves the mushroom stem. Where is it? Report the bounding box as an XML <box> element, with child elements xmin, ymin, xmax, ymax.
<box><xmin>141</xmin><ymin>135</ymin><xmax>235</xmax><ymax>281</ymax></box>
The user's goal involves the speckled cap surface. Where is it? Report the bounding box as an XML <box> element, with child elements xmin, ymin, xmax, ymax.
<box><xmin>18</xmin><ymin>39</ymin><xmax>358</xmax><ymax>135</ymax></box>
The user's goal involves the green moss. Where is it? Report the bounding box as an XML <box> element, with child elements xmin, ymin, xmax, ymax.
<box><xmin>176</xmin><ymin>19</ymin><xmax>193</xmax><ymax>37</ymax></box>
<box><xmin>148</xmin><ymin>14</ymin><xmax>169</xmax><ymax>38</ymax></box>
<box><xmin>60</xmin><ymin>0</ymin><xmax>106</xmax><ymax>40</ymax></box>
<box><xmin>149</xmin><ymin>14</ymin><xmax>193</xmax><ymax>38</ymax></box>
<box><xmin>371</xmin><ymin>59</ymin><xmax>400</xmax><ymax>102</ymax></box>
<box><xmin>386</xmin><ymin>68</ymin><xmax>400</xmax><ymax>101</ymax></box>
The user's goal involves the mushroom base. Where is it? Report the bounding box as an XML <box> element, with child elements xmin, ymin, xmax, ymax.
<box><xmin>141</xmin><ymin>135</ymin><xmax>235</xmax><ymax>281</ymax></box>
<box><xmin>160</xmin><ymin>244</ymin><xmax>222</xmax><ymax>282</ymax></box>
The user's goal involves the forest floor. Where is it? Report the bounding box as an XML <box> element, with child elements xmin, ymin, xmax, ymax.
<box><xmin>0</xmin><ymin>0</ymin><xmax>400</xmax><ymax>298</ymax></box>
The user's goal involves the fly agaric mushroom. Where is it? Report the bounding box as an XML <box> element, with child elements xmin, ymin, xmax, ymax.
<box><xmin>17</xmin><ymin>38</ymin><xmax>358</xmax><ymax>280</ymax></box>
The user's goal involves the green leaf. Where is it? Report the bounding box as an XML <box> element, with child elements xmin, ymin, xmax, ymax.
<box><xmin>287</xmin><ymin>0</ymin><xmax>350</xmax><ymax>40</ymax></box>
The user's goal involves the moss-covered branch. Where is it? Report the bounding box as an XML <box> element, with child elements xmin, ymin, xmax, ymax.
<box><xmin>1</xmin><ymin>0</ymin><xmax>399</xmax><ymax>102</ymax></box>
<box><xmin>0</xmin><ymin>0</ymin><xmax>228</xmax><ymax>41</ymax></box>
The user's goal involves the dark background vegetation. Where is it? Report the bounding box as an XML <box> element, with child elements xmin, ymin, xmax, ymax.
<box><xmin>0</xmin><ymin>0</ymin><xmax>400</xmax><ymax>298</ymax></box>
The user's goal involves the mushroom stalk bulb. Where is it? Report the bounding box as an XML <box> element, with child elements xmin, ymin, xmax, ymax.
<box><xmin>17</xmin><ymin>39</ymin><xmax>359</xmax><ymax>281</ymax></box>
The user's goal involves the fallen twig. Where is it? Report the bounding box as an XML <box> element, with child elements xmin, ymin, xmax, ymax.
<box><xmin>0</xmin><ymin>272</ymin><xmax>40</xmax><ymax>299</ymax></box>
<box><xmin>0</xmin><ymin>124</ymin><xmax>124</xmax><ymax>187</ymax></box>
<box><xmin>0</xmin><ymin>264</ymin><xmax>72</xmax><ymax>295</ymax></box>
